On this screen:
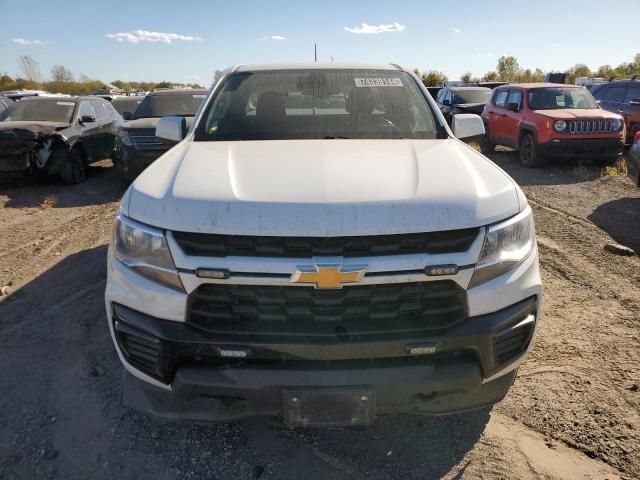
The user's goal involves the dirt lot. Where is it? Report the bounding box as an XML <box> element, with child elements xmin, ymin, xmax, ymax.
<box><xmin>0</xmin><ymin>151</ymin><xmax>638</xmax><ymax>480</ymax></box>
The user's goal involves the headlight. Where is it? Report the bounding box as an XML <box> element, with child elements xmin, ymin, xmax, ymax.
<box><xmin>611</xmin><ymin>118</ymin><xmax>622</xmax><ymax>131</ymax></box>
<box><xmin>553</xmin><ymin>120</ymin><xmax>567</xmax><ymax>132</ymax></box>
<box><xmin>112</xmin><ymin>214</ymin><xmax>184</xmax><ymax>291</ymax></box>
<box><xmin>118</xmin><ymin>130</ymin><xmax>132</xmax><ymax>146</ymax></box>
<box><xmin>469</xmin><ymin>207</ymin><xmax>535</xmax><ymax>287</ymax></box>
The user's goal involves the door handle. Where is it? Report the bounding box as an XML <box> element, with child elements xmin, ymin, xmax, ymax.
<box><xmin>616</xmin><ymin>110</ymin><xmax>624</xmax><ymax>113</ymax></box>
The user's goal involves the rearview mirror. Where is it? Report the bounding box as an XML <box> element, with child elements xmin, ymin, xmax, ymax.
<box><xmin>156</xmin><ymin>116</ymin><xmax>186</xmax><ymax>143</ymax></box>
<box><xmin>442</xmin><ymin>99</ymin><xmax>451</xmax><ymax>106</ymax></box>
<box><xmin>452</xmin><ymin>114</ymin><xmax>485</xmax><ymax>139</ymax></box>
<box><xmin>80</xmin><ymin>114</ymin><xmax>96</xmax><ymax>123</ymax></box>
<box><xmin>122</xmin><ymin>111</ymin><xmax>133</xmax><ymax>120</ymax></box>
<box><xmin>507</xmin><ymin>102</ymin><xmax>520</xmax><ymax>112</ymax></box>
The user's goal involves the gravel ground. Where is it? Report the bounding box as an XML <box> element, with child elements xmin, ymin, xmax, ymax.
<box><xmin>0</xmin><ymin>152</ymin><xmax>638</xmax><ymax>480</ymax></box>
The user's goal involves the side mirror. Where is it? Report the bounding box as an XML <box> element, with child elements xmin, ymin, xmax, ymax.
<box><xmin>80</xmin><ymin>114</ymin><xmax>96</xmax><ymax>123</ymax></box>
<box><xmin>122</xmin><ymin>111</ymin><xmax>133</xmax><ymax>120</ymax></box>
<box><xmin>507</xmin><ymin>102</ymin><xmax>520</xmax><ymax>112</ymax></box>
<box><xmin>629</xmin><ymin>99</ymin><xmax>640</xmax><ymax>106</ymax></box>
<box><xmin>442</xmin><ymin>99</ymin><xmax>451</xmax><ymax>106</ymax></box>
<box><xmin>156</xmin><ymin>116</ymin><xmax>186</xmax><ymax>144</ymax></box>
<box><xmin>452</xmin><ymin>113</ymin><xmax>485</xmax><ymax>139</ymax></box>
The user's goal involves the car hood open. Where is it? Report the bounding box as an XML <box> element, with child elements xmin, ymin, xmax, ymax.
<box><xmin>125</xmin><ymin>139</ymin><xmax>522</xmax><ymax>236</ymax></box>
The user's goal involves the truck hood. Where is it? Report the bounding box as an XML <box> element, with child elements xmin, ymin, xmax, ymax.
<box><xmin>534</xmin><ymin>109</ymin><xmax>621</xmax><ymax>120</ymax></box>
<box><xmin>126</xmin><ymin>139</ymin><xmax>521</xmax><ymax>236</ymax></box>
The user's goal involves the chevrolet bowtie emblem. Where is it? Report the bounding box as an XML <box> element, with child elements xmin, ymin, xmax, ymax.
<box><xmin>291</xmin><ymin>263</ymin><xmax>367</xmax><ymax>289</ymax></box>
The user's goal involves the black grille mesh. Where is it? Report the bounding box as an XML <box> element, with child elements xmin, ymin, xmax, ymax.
<box><xmin>187</xmin><ymin>281</ymin><xmax>467</xmax><ymax>338</ymax></box>
<box><xmin>173</xmin><ymin>229</ymin><xmax>479</xmax><ymax>258</ymax></box>
<box><xmin>493</xmin><ymin>323</ymin><xmax>534</xmax><ymax>365</ymax></box>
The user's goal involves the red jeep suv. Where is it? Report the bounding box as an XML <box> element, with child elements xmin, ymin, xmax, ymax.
<box><xmin>481</xmin><ymin>83</ymin><xmax>625</xmax><ymax>167</ymax></box>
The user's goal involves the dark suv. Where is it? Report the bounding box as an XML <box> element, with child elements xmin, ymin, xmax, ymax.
<box><xmin>436</xmin><ymin>86</ymin><xmax>492</xmax><ymax>124</ymax></box>
<box><xmin>590</xmin><ymin>77</ymin><xmax>640</xmax><ymax>143</ymax></box>
<box><xmin>0</xmin><ymin>96</ymin><xmax>122</xmax><ymax>182</ymax></box>
<box><xmin>113</xmin><ymin>89</ymin><xmax>207</xmax><ymax>182</ymax></box>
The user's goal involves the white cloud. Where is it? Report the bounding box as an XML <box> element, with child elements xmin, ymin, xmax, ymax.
<box><xmin>453</xmin><ymin>27</ymin><xmax>461</xmax><ymax>33</ymax></box>
<box><xmin>344</xmin><ymin>22</ymin><xmax>406</xmax><ymax>34</ymax></box>
<box><xmin>263</xmin><ymin>35</ymin><xmax>287</xmax><ymax>41</ymax></box>
<box><xmin>106</xmin><ymin>30</ymin><xmax>202</xmax><ymax>44</ymax></box>
<box><xmin>12</xmin><ymin>38</ymin><xmax>48</xmax><ymax>45</ymax></box>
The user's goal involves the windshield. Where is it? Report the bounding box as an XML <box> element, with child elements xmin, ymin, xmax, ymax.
<box><xmin>133</xmin><ymin>92</ymin><xmax>206</xmax><ymax>119</ymax></box>
<box><xmin>195</xmin><ymin>70</ymin><xmax>438</xmax><ymax>141</ymax></box>
<box><xmin>0</xmin><ymin>99</ymin><xmax>75</xmax><ymax>123</ymax></box>
<box><xmin>453</xmin><ymin>89</ymin><xmax>491</xmax><ymax>105</ymax></box>
<box><xmin>528</xmin><ymin>87</ymin><xmax>598</xmax><ymax>110</ymax></box>
<box><xmin>112</xmin><ymin>98</ymin><xmax>143</xmax><ymax>114</ymax></box>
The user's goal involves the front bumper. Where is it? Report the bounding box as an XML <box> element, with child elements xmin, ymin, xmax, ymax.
<box><xmin>113</xmin><ymin>144</ymin><xmax>167</xmax><ymax>180</ymax></box>
<box><xmin>539</xmin><ymin>137</ymin><xmax>624</xmax><ymax>158</ymax></box>
<box><xmin>111</xmin><ymin>295</ymin><xmax>538</xmax><ymax>422</ymax></box>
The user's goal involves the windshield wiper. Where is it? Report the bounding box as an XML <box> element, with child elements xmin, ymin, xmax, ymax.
<box><xmin>323</xmin><ymin>135</ymin><xmax>351</xmax><ymax>139</ymax></box>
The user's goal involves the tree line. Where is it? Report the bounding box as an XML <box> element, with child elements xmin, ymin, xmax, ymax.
<box><xmin>414</xmin><ymin>52</ymin><xmax>640</xmax><ymax>86</ymax></box>
<box><xmin>3</xmin><ymin>53</ymin><xmax>639</xmax><ymax>95</ymax></box>
<box><xmin>0</xmin><ymin>56</ymin><xmax>204</xmax><ymax>96</ymax></box>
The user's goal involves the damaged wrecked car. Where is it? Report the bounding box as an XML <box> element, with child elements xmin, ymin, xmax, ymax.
<box><xmin>0</xmin><ymin>96</ymin><xmax>123</xmax><ymax>183</ymax></box>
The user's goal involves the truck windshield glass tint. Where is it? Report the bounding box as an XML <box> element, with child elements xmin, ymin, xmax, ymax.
<box><xmin>134</xmin><ymin>95</ymin><xmax>203</xmax><ymax>119</ymax></box>
<box><xmin>528</xmin><ymin>88</ymin><xmax>598</xmax><ymax>110</ymax></box>
<box><xmin>0</xmin><ymin>100</ymin><xmax>75</xmax><ymax>123</ymax></box>
<box><xmin>453</xmin><ymin>90</ymin><xmax>491</xmax><ymax>104</ymax></box>
<box><xmin>195</xmin><ymin>70</ymin><xmax>438</xmax><ymax>140</ymax></box>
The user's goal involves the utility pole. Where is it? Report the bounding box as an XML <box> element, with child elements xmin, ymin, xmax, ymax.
<box><xmin>314</xmin><ymin>43</ymin><xmax>317</xmax><ymax>63</ymax></box>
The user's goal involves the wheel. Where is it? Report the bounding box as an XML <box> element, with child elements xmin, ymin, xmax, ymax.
<box><xmin>480</xmin><ymin>133</ymin><xmax>495</xmax><ymax>154</ymax></box>
<box><xmin>519</xmin><ymin>133</ymin><xmax>542</xmax><ymax>168</ymax></box>
<box><xmin>60</xmin><ymin>147</ymin><xmax>87</xmax><ymax>184</ymax></box>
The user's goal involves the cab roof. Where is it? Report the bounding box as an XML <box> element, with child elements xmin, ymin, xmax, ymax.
<box><xmin>148</xmin><ymin>88</ymin><xmax>208</xmax><ymax>96</ymax></box>
<box><xmin>232</xmin><ymin>63</ymin><xmax>403</xmax><ymax>72</ymax></box>
<box><xmin>500</xmin><ymin>83</ymin><xmax>583</xmax><ymax>90</ymax></box>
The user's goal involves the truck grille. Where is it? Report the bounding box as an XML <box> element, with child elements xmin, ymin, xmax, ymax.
<box><xmin>567</xmin><ymin>119</ymin><xmax>616</xmax><ymax>134</ymax></box>
<box><xmin>187</xmin><ymin>281</ymin><xmax>467</xmax><ymax>338</ymax></box>
<box><xmin>173</xmin><ymin>228</ymin><xmax>479</xmax><ymax>258</ymax></box>
<box><xmin>130</xmin><ymin>135</ymin><xmax>165</xmax><ymax>150</ymax></box>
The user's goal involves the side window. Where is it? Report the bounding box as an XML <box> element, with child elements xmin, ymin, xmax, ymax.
<box><xmin>91</xmin><ymin>101</ymin><xmax>108</xmax><ymax>120</ymax></box>
<box><xmin>494</xmin><ymin>90</ymin><xmax>509</xmax><ymax>108</ymax></box>
<box><xmin>436</xmin><ymin>89</ymin><xmax>444</xmax><ymax>103</ymax></box>
<box><xmin>507</xmin><ymin>90</ymin><xmax>523</xmax><ymax>110</ymax></box>
<box><xmin>603</xmin><ymin>86</ymin><xmax>627</xmax><ymax>103</ymax></box>
<box><xmin>78</xmin><ymin>102</ymin><xmax>96</xmax><ymax>119</ymax></box>
<box><xmin>624</xmin><ymin>86</ymin><xmax>640</xmax><ymax>104</ymax></box>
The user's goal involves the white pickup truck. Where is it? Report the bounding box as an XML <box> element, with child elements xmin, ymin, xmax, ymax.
<box><xmin>105</xmin><ymin>63</ymin><xmax>542</xmax><ymax>427</ymax></box>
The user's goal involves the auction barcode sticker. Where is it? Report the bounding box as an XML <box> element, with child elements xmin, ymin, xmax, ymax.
<box><xmin>354</xmin><ymin>78</ymin><xmax>403</xmax><ymax>87</ymax></box>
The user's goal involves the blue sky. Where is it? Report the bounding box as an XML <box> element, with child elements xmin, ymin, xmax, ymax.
<box><xmin>1</xmin><ymin>0</ymin><xmax>638</xmax><ymax>85</ymax></box>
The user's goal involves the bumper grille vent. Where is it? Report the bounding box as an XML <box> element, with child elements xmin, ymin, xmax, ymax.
<box><xmin>493</xmin><ymin>321</ymin><xmax>534</xmax><ymax>365</ymax></box>
<box><xmin>114</xmin><ymin>319</ymin><xmax>162</xmax><ymax>378</ymax></box>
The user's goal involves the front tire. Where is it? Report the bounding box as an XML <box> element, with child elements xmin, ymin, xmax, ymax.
<box><xmin>480</xmin><ymin>133</ymin><xmax>495</xmax><ymax>154</ymax></box>
<box><xmin>519</xmin><ymin>133</ymin><xmax>542</xmax><ymax>168</ymax></box>
<box><xmin>60</xmin><ymin>147</ymin><xmax>87</xmax><ymax>184</ymax></box>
